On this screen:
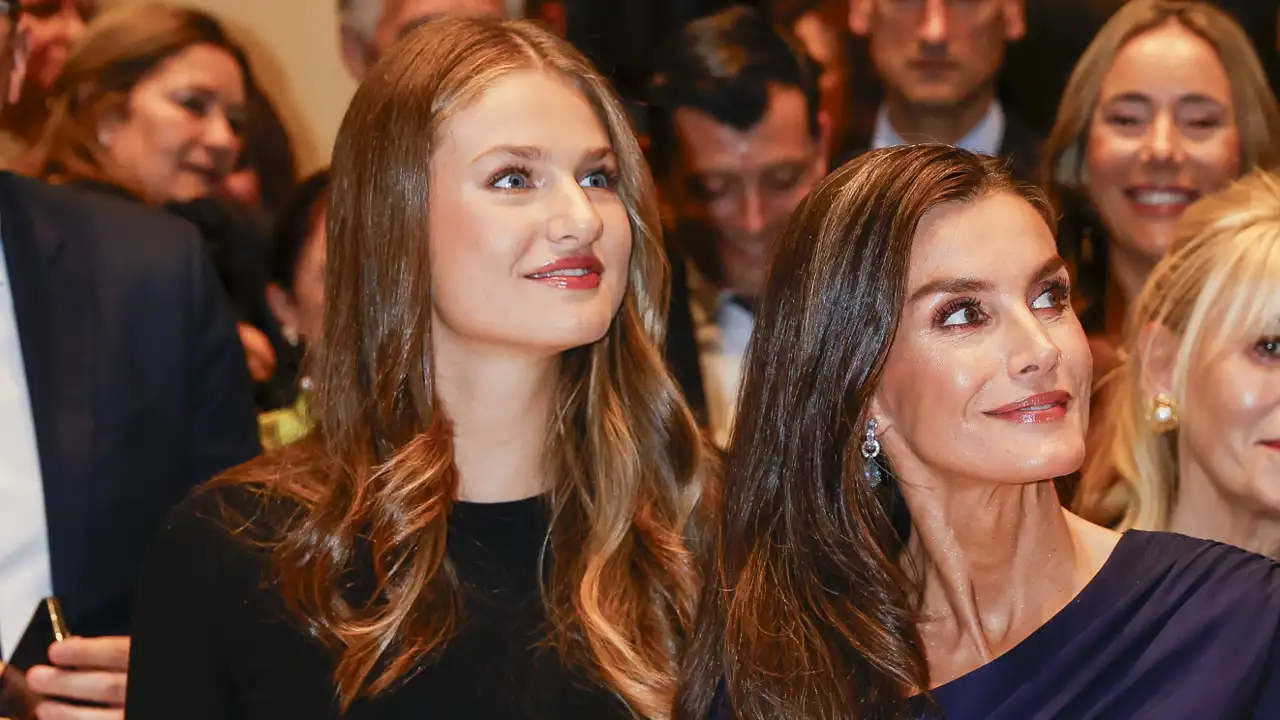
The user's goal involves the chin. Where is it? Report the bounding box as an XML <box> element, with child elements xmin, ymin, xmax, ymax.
<box><xmin>539</xmin><ymin>316</ymin><xmax>616</xmax><ymax>354</ymax></box>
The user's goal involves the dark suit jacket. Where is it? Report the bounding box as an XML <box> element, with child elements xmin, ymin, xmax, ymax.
<box><xmin>0</xmin><ymin>173</ymin><xmax>261</xmax><ymax>639</ymax></box>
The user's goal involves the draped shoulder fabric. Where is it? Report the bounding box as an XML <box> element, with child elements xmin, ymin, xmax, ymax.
<box><xmin>924</xmin><ymin>531</ymin><xmax>1280</xmax><ymax>719</ymax></box>
<box><xmin>710</xmin><ymin>531</ymin><xmax>1280</xmax><ymax>719</ymax></box>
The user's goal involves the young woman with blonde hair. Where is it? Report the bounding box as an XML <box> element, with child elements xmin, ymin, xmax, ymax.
<box><xmin>125</xmin><ymin>16</ymin><xmax>709</xmax><ymax>719</ymax></box>
<box><xmin>1079</xmin><ymin>170</ymin><xmax>1280</xmax><ymax>556</ymax></box>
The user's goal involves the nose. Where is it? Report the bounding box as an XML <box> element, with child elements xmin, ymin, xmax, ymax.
<box><xmin>1141</xmin><ymin>112</ymin><xmax>1184</xmax><ymax>166</ymax></box>
<box><xmin>740</xmin><ymin>186</ymin><xmax>767</xmax><ymax>237</ymax></box>
<box><xmin>919</xmin><ymin>0</ymin><xmax>950</xmax><ymax>44</ymax></box>
<box><xmin>546</xmin><ymin>177</ymin><xmax>604</xmax><ymax>246</ymax></box>
<box><xmin>1006</xmin><ymin>309</ymin><xmax>1062</xmax><ymax>379</ymax></box>
<box><xmin>203</xmin><ymin>111</ymin><xmax>240</xmax><ymax>166</ymax></box>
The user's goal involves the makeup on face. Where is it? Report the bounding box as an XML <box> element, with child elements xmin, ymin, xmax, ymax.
<box><xmin>426</xmin><ymin>69</ymin><xmax>633</xmax><ymax>356</ymax></box>
<box><xmin>875</xmin><ymin>192</ymin><xmax>1092</xmax><ymax>483</ymax></box>
<box><xmin>1085</xmin><ymin>23</ymin><xmax>1241</xmax><ymax>268</ymax></box>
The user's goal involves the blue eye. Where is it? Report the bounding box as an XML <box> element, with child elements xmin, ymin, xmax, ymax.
<box><xmin>581</xmin><ymin>170</ymin><xmax>612</xmax><ymax>189</ymax></box>
<box><xmin>490</xmin><ymin>167</ymin><xmax>532</xmax><ymax>190</ymax></box>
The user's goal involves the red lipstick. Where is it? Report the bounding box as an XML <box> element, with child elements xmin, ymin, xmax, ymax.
<box><xmin>984</xmin><ymin>390</ymin><xmax>1071</xmax><ymax>424</ymax></box>
<box><xmin>525</xmin><ymin>255</ymin><xmax>604</xmax><ymax>290</ymax></box>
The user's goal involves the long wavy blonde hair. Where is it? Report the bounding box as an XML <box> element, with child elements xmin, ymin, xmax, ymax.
<box><xmin>1079</xmin><ymin>170</ymin><xmax>1280</xmax><ymax>528</ymax></box>
<box><xmin>219</xmin><ymin>17</ymin><xmax>708</xmax><ymax>717</ymax></box>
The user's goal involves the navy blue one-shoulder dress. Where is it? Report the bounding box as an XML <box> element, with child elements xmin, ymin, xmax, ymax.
<box><xmin>712</xmin><ymin>531</ymin><xmax>1280</xmax><ymax>719</ymax></box>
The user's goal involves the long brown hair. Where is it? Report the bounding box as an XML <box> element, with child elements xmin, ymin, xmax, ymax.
<box><xmin>25</xmin><ymin>2</ymin><xmax>249</xmax><ymax>199</ymax></box>
<box><xmin>677</xmin><ymin>145</ymin><xmax>1051</xmax><ymax>720</ymax></box>
<box><xmin>217</xmin><ymin>17</ymin><xmax>707</xmax><ymax>718</ymax></box>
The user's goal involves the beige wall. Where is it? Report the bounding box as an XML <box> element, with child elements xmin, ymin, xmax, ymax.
<box><xmin>133</xmin><ymin>0</ymin><xmax>528</xmax><ymax>176</ymax></box>
<box><xmin>157</xmin><ymin>0</ymin><xmax>357</xmax><ymax>175</ymax></box>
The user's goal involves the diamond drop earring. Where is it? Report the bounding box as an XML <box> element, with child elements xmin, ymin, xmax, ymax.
<box><xmin>861</xmin><ymin>417</ymin><xmax>882</xmax><ymax>489</ymax></box>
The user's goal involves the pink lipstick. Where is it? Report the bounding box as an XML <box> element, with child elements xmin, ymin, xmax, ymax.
<box><xmin>525</xmin><ymin>256</ymin><xmax>604</xmax><ymax>290</ymax></box>
<box><xmin>984</xmin><ymin>390</ymin><xmax>1071</xmax><ymax>424</ymax></box>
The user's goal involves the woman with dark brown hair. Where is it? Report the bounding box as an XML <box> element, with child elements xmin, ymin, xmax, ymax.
<box><xmin>678</xmin><ymin>144</ymin><xmax>1280</xmax><ymax>719</ymax></box>
<box><xmin>124</xmin><ymin>14</ymin><xmax>708</xmax><ymax>720</ymax></box>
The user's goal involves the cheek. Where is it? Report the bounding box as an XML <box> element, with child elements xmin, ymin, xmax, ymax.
<box><xmin>880</xmin><ymin>337</ymin><xmax>982</xmax><ymax>437</ymax></box>
<box><xmin>1187</xmin><ymin>356</ymin><xmax>1272</xmax><ymax>446</ymax></box>
<box><xmin>1084</xmin><ymin>126</ymin><xmax>1134</xmax><ymax>197</ymax></box>
<box><xmin>1189</xmin><ymin>128</ymin><xmax>1242</xmax><ymax>189</ymax></box>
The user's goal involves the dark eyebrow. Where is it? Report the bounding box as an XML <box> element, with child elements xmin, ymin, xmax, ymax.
<box><xmin>907</xmin><ymin>256</ymin><xmax>1067</xmax><ymax>306</ymax></box>
<box><xmin>908</xmin><ymin>277</ymin><xmax>993</xmax><ymax>306</ymax></box>
<box><xmin>1031</xmin><ymin>256</ymin><xmax>1068</xmax><ymax>286</ymax></box>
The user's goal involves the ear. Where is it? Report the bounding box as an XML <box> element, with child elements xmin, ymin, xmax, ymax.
<box><xmin>338</xmin><ymin>25</ymin><xmax>373</xmax><ymax>79</ymax></box>
<box><xmin>265</xmin><ymin>282</ymin><xmax>300</xmax><ymax>339</ymax></box>
<box><xmin>6</xmin><ymin>20</ymin><xmax>28</xmax><ymax>106</ymax></box>
<box><xmin>848</xmin><ymin>0</ymin><xmax>873</xmax><ymax>36</ymax></box>
<box><xmin>1002</xmin><ymin>0</ymin><xmax>1027</xmax><ymax>42</ymax></box>
<box><xmin>95</xmin><ymin>113</ymin><xmax>120</xmax><ymax>149</ymax></box>
<box><xmin>814</xmin><ymin>109</ymin><xmax>832</xmax><ymax>177</ymax></box>
<box><xmin>1135</xmin><ymin>321</ymin><xmax>1178</xmax><ymax>399</ymax></box>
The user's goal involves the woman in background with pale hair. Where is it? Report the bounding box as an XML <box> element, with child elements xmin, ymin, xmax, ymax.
<box><xmin>126</xmin><ymin>14</ymin><xmax>708</xmax><ymax>720</ymax></box>
<box><xmin>1079</xmin><ymin>170</ymin><xmax>1280</xmax><ymax>557</ymax></box>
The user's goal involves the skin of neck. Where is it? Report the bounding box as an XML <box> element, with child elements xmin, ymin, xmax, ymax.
<box><xmin>432</xmin><ymin>325</ymin><xmax>560</xmax><ymax>503</ymax></box>
<box><xmin>893</xmin><ymin>450</ymin><xmax>1118</xmax><ymax>686</ymax></box>
<box><xmin>1170</xmin><ymin>456</ymin><xmax>1280</xmax><ymax>559</ymax></box>
<box><xmin>883</xmin><ymin>84</ymin><xmax>996</xmax><ymax>148</ymax></box>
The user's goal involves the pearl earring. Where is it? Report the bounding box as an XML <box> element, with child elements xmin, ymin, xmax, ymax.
<box><xmin>1150</xmin><ymin>392</ymin><xmax>1179</xmax><ymax>434</ymax></box>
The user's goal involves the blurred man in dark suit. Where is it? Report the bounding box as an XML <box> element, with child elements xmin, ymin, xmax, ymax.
<box><xmin>0</xmin><ymin>2</ymin><xmax>260</xmax><ymax>717</ymax></box>
<box><xmin>844</xmin><ymin>0</ymin><xmax>1038</xmax><ymax>178</ymax></box>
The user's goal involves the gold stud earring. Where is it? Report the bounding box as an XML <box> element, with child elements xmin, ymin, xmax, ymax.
<box><xmin>1149</xmin><ymin>392</ymin><xmax>1179</xmax><ymax>434</ymax></box>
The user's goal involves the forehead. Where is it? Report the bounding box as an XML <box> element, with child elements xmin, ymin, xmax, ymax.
<box><xmin>873</xmin><ymin>0</ymin><xmax>1005</xmax><ymax>32</ymax></box>
<box><xmin>671</xmin><ymin>84</ymin><xmax>812</xmax><ymax>173</ymax></box>
<box><xmin>1100</xmin><ymin>23</ymin><xmax>1231</xmax><ymax>103</ymax></box>
<box><xmin>907</xmin><ymin>192</ymin><xmax>1056</xmax><ymax>289</ymax></box>
<box><xmin>434</xmin><ymin>70</ymin><xmax>610</xmax><ymax>159</ymax></box>
<box><xmin>143</xmin><ymin>43</ymin><xmax>245</xmax><ymax>97</ymax></box>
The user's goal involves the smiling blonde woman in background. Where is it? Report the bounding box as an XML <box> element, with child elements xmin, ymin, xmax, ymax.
<box><xmin>1079</xmin><ymin>170</ymin><xmax>1280</xmax><ymax>557</ymax></box>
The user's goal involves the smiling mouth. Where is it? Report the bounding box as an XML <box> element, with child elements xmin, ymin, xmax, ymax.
<box><xmin>527</xmin><ymin>268</ymin><xmax>595</xmax><ymax>279</ymax></box>
<box><xmin>984</xmin><ymin>390</ymin><xmax>1072</xmax><ymax>424</ymax></box>
<box><xmin>1123</xmin><ymin>187</ymin><xmax>1200</xmax><ymax>214</ymax></box>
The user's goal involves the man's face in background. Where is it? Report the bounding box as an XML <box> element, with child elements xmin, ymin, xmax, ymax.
<box><xmin>339</xmin><ymin>0</ymin><xmax>505</xmax><ymax>78</ymax></box>
<box><xmin>668</xmin><ymin>84</ymin><xmax>827</xmax><ymax>299</ymax></box>
<box><xmin>373</xmin><ymin>0</ymin><xmax>505</xmax><ymax>58</ymax></box>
